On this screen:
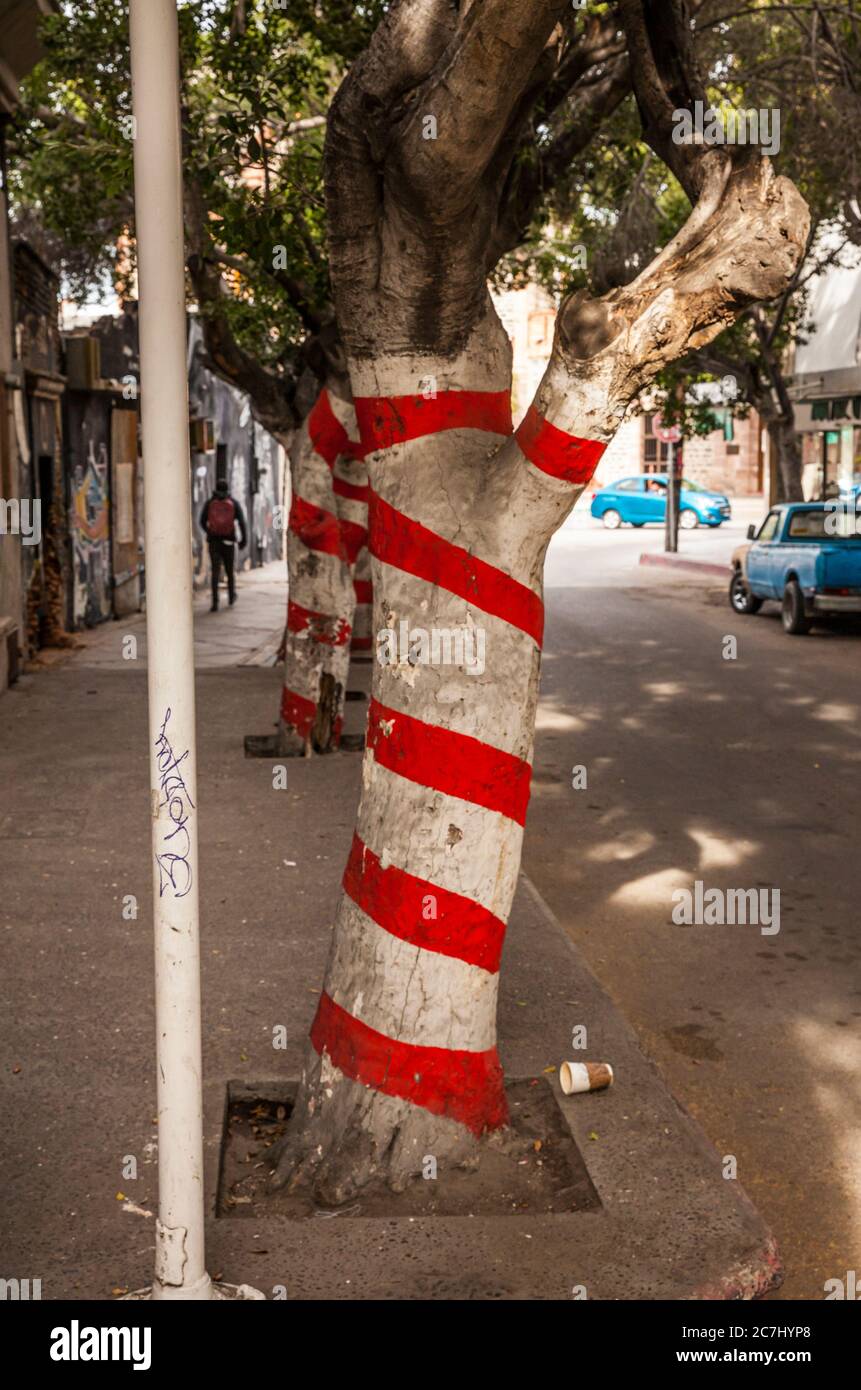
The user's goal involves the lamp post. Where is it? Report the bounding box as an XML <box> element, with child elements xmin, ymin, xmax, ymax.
<box><xmin>125</xmin><ymin>0</ymin><xmax>262</xmax><ymax>1302</ymax></box>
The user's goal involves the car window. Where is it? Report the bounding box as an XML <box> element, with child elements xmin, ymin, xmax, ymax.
<box><xmin>612</xmin><ymin>478</ymin><xmax>642</xmax><ymax>493</ymax></box>
<box><xmin>787</xmin><ymin>507</ymin><xmax>861</xmax><ymax>540</ymax></box>
<box><xmin>644</xmin><ymin>477</ymin><xmax>667</xmax><ymax>494</ymax></box>
<box><xmin>681</xmin><ymin>478</ymin><xmax>708</xmax><ymax>493</ymax></box>
<box><xmin>757</xmin><ymin>511</ymin><xmax>781</xmax><ymax>542</ymax></box>
<box><xmin>787</xmin><ymin>509</ymin><xmax>828</xmax><ymax>538</ymax></box>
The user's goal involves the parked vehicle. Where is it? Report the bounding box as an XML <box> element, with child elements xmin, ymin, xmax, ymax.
<box><xmin>590</xmin><ymin>475</ymin><xmax>731</xmax><ymax>529</ymax></box>
<box><xmin>729</xmin><ymin>502</ymin><xmax>861</xmax><ymax>634</ymax></box>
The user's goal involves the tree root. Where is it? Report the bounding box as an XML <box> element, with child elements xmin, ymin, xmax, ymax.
<box><xmin>267</xmin><ymin>1050</ymin><xmax>486</xmax><ymax>1206</ymax></box>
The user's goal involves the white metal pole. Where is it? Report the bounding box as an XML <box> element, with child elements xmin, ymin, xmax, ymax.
<box><xmin>129</xmin><ymin>0</ymin><xmax>209</xmax><ymax>1301</ymax></box>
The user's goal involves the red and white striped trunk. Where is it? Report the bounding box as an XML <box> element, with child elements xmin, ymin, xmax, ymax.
<box><xmin>273</xmin><ymin>305</ymin><xmax>614</xmax><ymax>1202</ymax></box>
<box><xmin>279</xmin><ymin>382</ymin><xmax>368</xmax><ymax>754</ymax></box>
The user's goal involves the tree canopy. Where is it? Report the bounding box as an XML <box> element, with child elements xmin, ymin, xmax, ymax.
<box><xmin>11</xmin><ymin>0</ymin><xmax>856</xmax><ymax>490</ymax></box>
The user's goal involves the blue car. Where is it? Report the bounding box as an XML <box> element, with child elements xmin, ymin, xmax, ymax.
<box><xmin>590</xmin><ymin>474</ymin><xmax>731</xmax><ymax>529</ymax></box>
<box><xmin>730</xmin><ymin>502</ymin><xmax>861</xmax><ymax>634</ymax></box>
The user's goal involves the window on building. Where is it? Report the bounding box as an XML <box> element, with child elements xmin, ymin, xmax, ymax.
<box><xmin>643</xmin><ymin>437</ymin><xmax>668</xmax><ymax>466</ymax></box>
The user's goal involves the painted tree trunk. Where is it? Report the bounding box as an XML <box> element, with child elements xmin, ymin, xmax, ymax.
<box><xmin>278</xmin><ymin>384</ymin><xmax>368</xmax><ymax>754</ymax></box>
<box><xmin>350</xmin><ymin>545</ymin><xmax>373</xmax><ymax>655</ymax></box>
<box><xmin>271</xmin><ymin>308</ymin><xmax>617</xmax><ymax>1201</ymax></box>
<box><xmin>271</xmin><ymin>3</ymin><xmax>808</xmax><ymax>1204</ymax></box>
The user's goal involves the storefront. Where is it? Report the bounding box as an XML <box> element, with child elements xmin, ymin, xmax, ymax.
<box><xmin>795</xmin><ymin>400</ymin><xmax>861</xmax><ymax>500</ymax></box>
<box><xmin>790</xmin><ymin>251</ymin><xmax>861</xmax><ymax>500</ymax></box>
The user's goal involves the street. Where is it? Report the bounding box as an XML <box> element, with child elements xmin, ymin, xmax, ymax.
<box><xmin>527</xmin><ymin>499</ymin><xmax>861</xmax><ymax>1298</ymax></box>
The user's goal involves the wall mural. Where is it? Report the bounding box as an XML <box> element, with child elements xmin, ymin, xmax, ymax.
<box><xmin>70</xmin><ymin>438</ymin><xmax>111</xmax><ymax>627</ymax></box>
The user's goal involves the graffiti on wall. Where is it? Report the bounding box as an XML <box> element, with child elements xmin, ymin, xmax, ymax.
<box><xmin>252</xmin><ymin>427</ymin><xmax>282</xmax><ymax>566</ymax></box>
<box><xmin>71</xmin><ymin>440</ymin><xmax>111</xmax><ymax>627</ymax></box>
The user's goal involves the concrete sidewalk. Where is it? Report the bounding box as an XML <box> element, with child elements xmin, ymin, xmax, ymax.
<box><xmin>64</xmin><ymin>559</ymin><xmax>287</xmax><ymax>671</ymax></box>
<box><xmin>0</xmin><ymin>652</ymin><xmax>779</xmax><ymax>1300</ymax></box>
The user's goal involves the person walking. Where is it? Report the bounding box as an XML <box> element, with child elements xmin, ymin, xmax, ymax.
<box><xmin>200</xmin><ymin>479</ymin><xmax>247</xmax><ymax>611</ymax></box>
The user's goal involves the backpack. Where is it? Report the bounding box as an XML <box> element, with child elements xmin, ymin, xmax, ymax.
<box><xmin>207</xmin><ymin>496</ymin><xmax>235</xmax><ymax>538</ymax></box>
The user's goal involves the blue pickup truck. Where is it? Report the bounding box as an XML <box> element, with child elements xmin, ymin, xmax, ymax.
<box><xmin>729</xmin><ymin>502</ymin><xmax>861</xmax><ymax>634</ymax></box>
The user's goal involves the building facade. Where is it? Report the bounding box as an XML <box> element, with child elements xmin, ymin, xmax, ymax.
<box><xmin>789</xmin><ymin>248</ymin><xmax>861</xmax><ymax>500</ymax></box>
<box><xmin>0</xmin><ymin>0</ymin><xmax>58</xmax><ymax>689</ymax></box>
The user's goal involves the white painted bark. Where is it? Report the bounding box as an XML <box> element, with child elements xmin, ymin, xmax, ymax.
<box><xmin>271</xmin><ymin>1</ymin><xmax>809</xmax><ymax>1202</ymax></box>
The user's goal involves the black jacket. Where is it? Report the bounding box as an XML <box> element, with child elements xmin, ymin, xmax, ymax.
<box><xmin>200</xmin><ymin>493</ymin><xmax>247</xmax><ymax>547</ymax></box>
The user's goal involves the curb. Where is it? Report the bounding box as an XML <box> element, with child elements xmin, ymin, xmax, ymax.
<box><xmin>639</xmin><ymin>552</ymin><xmax>730</xmax><ymax>578</ymax></box>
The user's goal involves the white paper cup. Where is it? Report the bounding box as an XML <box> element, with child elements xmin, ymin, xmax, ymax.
<box><xmin>559</xmin><ymin>1061</ymin><xmax>614</xmax><ymax>1095</ymax></box>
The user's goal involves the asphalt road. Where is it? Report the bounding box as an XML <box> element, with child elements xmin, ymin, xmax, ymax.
<box><xmin>524</xmin><ymin>500</ymin><xmax>861</xmax><ymax>1299</ymax></box>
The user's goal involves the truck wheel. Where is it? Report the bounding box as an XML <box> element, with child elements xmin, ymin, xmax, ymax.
<box><xmin>602</xmin><ymin>508</ymin><xmax>622</xmax><ymax>530</ymax></box>
<box><xmin>782</xmin><ymin>579</ymin><xmax>812</xmax><ymax>635</ymax></box>
<box><xmin>729</xmin><ymin>569</ymin><xmax>762</xmax><ymax>615</ymax></box>
<box><xmin>679</xmin><ymin>508</ymin><xmax>698</xmax><ymax>529</ymax></box>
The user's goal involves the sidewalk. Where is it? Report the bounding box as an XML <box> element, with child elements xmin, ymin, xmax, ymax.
<box><xmin>65</xmin><ymin>559</ymin><xmax>287</xmax><ymax>670</ymax></box>
<box><xmin>1</xmin><ymin>602</ymin><xmax>779</xmax><ymax>1300</ymax></box>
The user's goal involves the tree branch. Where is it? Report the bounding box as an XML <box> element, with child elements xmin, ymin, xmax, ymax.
<box><xmin>618</xmin><ymin>0</ymin><xmax>716</xmax><ymax>202</ymax></box>
<box><xmin>521</xmin><ymin>156</ymin><xmax>809</xmax><ymax>482</ymax></box>
<box><xmin>396</xmin><ymin>0</ymin><xmax>570</xmax><ymax>214</ymax></box>
<box><xmin>184</xmin><ymin>171</ymin><xmax>300</xmax><ymax>438</ymax></box>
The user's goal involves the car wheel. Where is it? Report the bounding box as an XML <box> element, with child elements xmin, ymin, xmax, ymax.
<box><xmin>679</xmin><ymin>508</ymin><xmax>698</xmax><ymax>529</ymax></box>
<box><xmin>782</xmin><ymin>579</ymin><xmax>812</xmax><ymax>635</ymax></box>
<box><xmin>602</xmin><ymin>508</ymin><xmax>622</xmax><ymax>530</ymax></box>
<box><xmin>729</xmin><ymin>568</ymin><xmax>762</xmax><ymax>615</ymax></box>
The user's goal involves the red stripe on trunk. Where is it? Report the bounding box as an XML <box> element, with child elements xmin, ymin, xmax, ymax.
<box><xmin>367</xmin><ymin>697</ymin><xmax>531</xmax><ymax>825</ymax></box>
<box><xmin>353</xmin><ymin>578</ymin><xmax>373</xmax><ymax>603</ymax></box>
<box><xmin>369</xmin><ymin>493</ymin><xmax>543</xmax><ymax>646</ymax></box>
<box><xmin>280</xmin><ymin>687</ymin><xmax>315</xmax><ymax>738</ymax></box>
<box><xmin>290</xmin><ymin>495</ymin><xmax>367</xmax><ymax>565</ymax></box>
<box><xmin>354</xmin><ymin>389</ymin><xmax>512</xmax><ymax>452</ymax></box>
<box><xmin>287</xmin><ymin>600</ymin><xmax>351</xmax><ymax>647</ymax></box>
<box><xmin>343</xmin><ymin>832</ymin><xmax>506</xmax><ymax>972</ymax></box>
<box><xmin>333</xmin><ymin>476</ymin><xmax>370</xmax><ymax>503</ymax></box>
<box><xmin>311</xmin><ymin>991</ymin><xmax>508</xmax><ymax>1135</ymax></box>
<box><xmin>280</xmin><ymin>687</ymin><xmax>343</xmax><ymax>742</ymax></box>
<box><xmin>308</xmin><ymin>390</ymin><xmax>364</xmax><ymax>466</ymax></box>
<box><xmin>350</xmin><ymin>635</ymin><xmax>373</xmax><ymax>650</ymax></box>
<box><xmin>515</xmin><ymin>405</ymin><xmax>606</xmax><ymax>485</ymax></box>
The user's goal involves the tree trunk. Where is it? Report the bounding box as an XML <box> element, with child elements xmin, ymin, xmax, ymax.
<box><xmin>270</xmin><ymin>2</ymin><xmax>808</xmax><ymax>1205</ymax></box>
<box><xmin>350</xmin><ymin>544</ymin><xmax>373</xmax><ymax>655</ymax></box>
<box><xmin>768</xmin><ymin>415</ymin><xmax>804</xmax><ymax>502</ymax></box>
<box><xmin>278</xmin><ymin>381</ymin><xmax>368</xmax><ymax>754</ymax></box>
